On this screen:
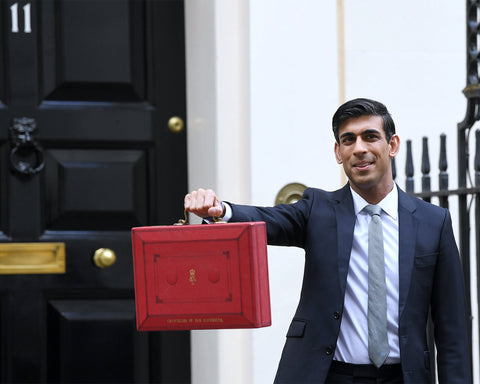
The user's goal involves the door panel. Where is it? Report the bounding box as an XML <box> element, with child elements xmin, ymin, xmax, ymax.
<box><xmin>47</xmin><ymin>299</ymin><xmax>149</xmax><ymax>383</ymax></box>
<box><xmin>40</xmin><ymin>0</ymin><xmax>146</xmax><ymax>102</ymax></box>
<box><xmin>45</xmin><ymin>149</ymin><xmax>148</xmax><ymax>230</ymax></box>
<box><xmin>0</xmin><ymin>0</ymin><xmax>189</xmax><ymax>382</ymax></box>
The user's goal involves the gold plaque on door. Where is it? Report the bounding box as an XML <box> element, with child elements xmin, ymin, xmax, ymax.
<box><xmin>0</xmin><ymin>243</ymin><xmax>66</xmax><ymax>274</ymax></box>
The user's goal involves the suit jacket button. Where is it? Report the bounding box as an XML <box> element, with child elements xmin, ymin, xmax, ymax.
<box><xmin>333</xmin><ymin>311</ymin><xmax>340</xmax><ymax>320</ymax></box>
<box><xmin>325</xmin><ymin>346</ymin><xmax>333</xmax><ymax>355</ymax></box>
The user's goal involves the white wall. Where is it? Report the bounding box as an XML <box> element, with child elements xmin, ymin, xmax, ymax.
<box><xmin>185</xmin><ymin>1</ymin><xmax>476</xmax><ymax>383</ymax></box>
<box><xmin>185</xmin><ymin>1</ymin><xmax>253</xmax><ymax>383</ymax></box>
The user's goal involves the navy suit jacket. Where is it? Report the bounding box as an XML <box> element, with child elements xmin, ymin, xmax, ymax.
<box><xmin>230</xmin><ymin>184</ymin><xmax>471</xmax><ymax>384</ymax></box>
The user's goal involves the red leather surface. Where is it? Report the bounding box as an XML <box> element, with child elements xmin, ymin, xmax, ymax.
<box><xmin>132</xmin><ymin>222</ymin><xmax>271</xmax><ymax>330</ymax></box>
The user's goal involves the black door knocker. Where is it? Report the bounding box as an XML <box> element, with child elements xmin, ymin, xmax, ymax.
<box><xmin>9</xmin><ymin>117</ymin><xmax>45</xmax><ymax>178</ymax></box>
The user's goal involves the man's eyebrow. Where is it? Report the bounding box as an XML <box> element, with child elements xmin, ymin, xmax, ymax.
<box><xmin>362</xmin><ymin>129</ymin><xmax>381</xmax><ymax>135</ymax></box>
<box><xmin>339</xmin><ymin>128</ymin><xmax>381</xmax><ymax>139</ymax></box>
<box><xmin>339</xmin><ymin>131</ymin><xmax>354</xmax><ymax>139</ymax></box>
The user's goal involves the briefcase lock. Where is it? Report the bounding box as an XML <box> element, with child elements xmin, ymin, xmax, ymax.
<box><xmin>174</xmin><ymin>210</ymin><xmax>226</xmax><ymax>225</ymax></box>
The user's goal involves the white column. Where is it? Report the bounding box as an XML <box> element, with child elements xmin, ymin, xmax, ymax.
<box><xmin>185</xmin><ymin>0</ymin><xmax>252</xmax><ymax>383</ymax></box>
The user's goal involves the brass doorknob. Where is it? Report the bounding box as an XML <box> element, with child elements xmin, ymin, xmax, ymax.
<box><xmin>93</xmin><ymin>248</ymin><xmax>116</xmax><ymax>269</ymax></box>
<box><xmin>168</xmin><ymin>116</ymin><xmax>184</xmax><ymax>133</ymax></box>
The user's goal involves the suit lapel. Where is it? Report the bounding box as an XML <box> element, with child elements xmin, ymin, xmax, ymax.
<box><xmin>333</xmin><ymin>185</ymin><xmax>356</xmax><ymax>294</ymax></box>
<box><xmin>397</xmin><ymin>187</ymin><xmax>418</xmax><ymax>320</ymax></box>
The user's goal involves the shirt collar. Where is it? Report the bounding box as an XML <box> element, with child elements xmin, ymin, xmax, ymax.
<box><xmin>350</xmin><ymin>184</ymin><xmax>398</xmax><ymax>220</ymax></box>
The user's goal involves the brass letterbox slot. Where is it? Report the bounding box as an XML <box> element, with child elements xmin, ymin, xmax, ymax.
<box><xmin>0</xmin><ymin>243</ymin><xmax>66</xmax><ymax>274</ymax></box>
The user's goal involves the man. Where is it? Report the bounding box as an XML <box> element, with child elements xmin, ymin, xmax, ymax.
<box><xmin>184</xmin><ymin>98</ymin><xmax>471</xmax><ymax>383</ymax></box>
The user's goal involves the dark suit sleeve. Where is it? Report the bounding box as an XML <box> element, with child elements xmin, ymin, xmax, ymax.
<box><xmin>228</xmin><ymin>188</ymin><xmax>315</xmax><ymax>248</ymax></box>
<box><xmin>431</xmin><ymin>210</ymin><xmax>471</xmax><ymax>383</ymax></box>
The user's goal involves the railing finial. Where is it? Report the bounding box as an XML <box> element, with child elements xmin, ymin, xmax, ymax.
<box><xmin>405</xmin><ymin>140</ymin><xmax>414</xmax><ymax>193</ymax></box>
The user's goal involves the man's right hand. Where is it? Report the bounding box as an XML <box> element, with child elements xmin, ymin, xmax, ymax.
<box><xmin>184</xmin><ymin>188</ymin><xmax>225</xmax><ymax>219</ymax></box>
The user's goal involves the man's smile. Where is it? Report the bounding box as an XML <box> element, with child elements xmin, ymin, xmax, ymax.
<box><xmin>353</xmin><ymin>160</ymin><xmax>374</xmax><ymax>171</ymax></box>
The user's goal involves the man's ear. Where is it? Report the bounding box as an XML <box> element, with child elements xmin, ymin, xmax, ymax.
<box><xmin>389</xmin><ymin>134</ymin><xmax>400</xmax><ymax>157</ymax></box>
<box><xmin>334</xmin><ymin>142</ymin><xmax>342</xmax><ymax>164</ymax></box>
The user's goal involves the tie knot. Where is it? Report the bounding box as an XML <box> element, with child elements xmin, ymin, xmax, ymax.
<box><xmin>364</xmin><ymin>204</ymin><xmax>382</xmax><ymax>217</ymax></box>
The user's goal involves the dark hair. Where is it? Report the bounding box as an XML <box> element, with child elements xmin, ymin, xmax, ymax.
<box><xmin>332</xmin><ymin>98</ymin><xmax>396</xmax><ymax>143</ymax></box>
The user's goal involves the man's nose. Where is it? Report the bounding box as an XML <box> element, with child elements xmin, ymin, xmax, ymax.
<box><xmin>353</xmin><ymin>138</ymin><xmax>367</xmax><ymax>153</ymax></box>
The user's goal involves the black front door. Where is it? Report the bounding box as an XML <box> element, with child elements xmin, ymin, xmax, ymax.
<box><xmin>0</xmin><ymin>0</ymin><xmax>190</xmax><ymax>382</ymax></box>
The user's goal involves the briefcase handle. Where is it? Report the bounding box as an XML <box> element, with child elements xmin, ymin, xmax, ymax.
<box><xmin>174</xmin><ymin>210</ymin><xmax>226</xmax><ymax>225</ymax></box>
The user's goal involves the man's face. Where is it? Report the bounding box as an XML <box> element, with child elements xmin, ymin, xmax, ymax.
<box><xmin>334</xmin><ymin>115</ymin><xmax>400</xmax><ymax>200</ymax></box>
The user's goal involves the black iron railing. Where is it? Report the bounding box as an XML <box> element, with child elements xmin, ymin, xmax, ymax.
<box><xmin>400</xmin><ymin>130</ymin><xmax>479</xmax><ymax>383</ymax></box>
<box><xmin>399</xmin><ymin>2</ymin><xmax>480</xmax><ymax>381</ymax></box>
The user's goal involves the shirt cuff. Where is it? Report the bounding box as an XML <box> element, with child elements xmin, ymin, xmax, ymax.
<box><xmin>223</xmin><ymin>202</ymin><xmax>232</xmax><ymax>221</ymax></box>
<box><xmin>202</xmin><ymin>201</ymin><xmax>232</xmax><ymax>223</ymax></box>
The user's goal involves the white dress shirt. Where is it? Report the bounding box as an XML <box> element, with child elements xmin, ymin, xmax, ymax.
<box><xmin>333</xmin><ymin>186</ymin><xmax>400</xmax><ymax>364</ymax></box>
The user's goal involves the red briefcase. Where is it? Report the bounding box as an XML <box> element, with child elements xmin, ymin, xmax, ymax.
<box><xmin>131</xmin><ymin>220</ymin><xmax>271</xmax><ymax>331</ymax></box>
